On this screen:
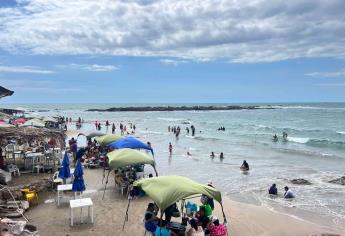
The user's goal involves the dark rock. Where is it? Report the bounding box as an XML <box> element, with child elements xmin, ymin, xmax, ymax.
<box><xmin>87</xmin><ymin>105</ymin><xmax>278</xmax><ymax>112</ymax></box>
<box><xmin>290</xmin><ymin>178</ymin><xmax>312</xmax><ymax>185</ymax></box>
<box><xmin>328</xmin><ymin>176</ymin><xmax>345</xmax><ymax>185</ymax></box>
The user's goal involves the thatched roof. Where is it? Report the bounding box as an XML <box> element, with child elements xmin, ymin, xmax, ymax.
<box><xmin>0</xmin><ymin>86</ymin><xmax>14</xmax><ymax>99</ymax></box>
<box><xmin>0</xmin><ymin>127</ymin><xmax>66</xmax><ymax>147</ymax></box>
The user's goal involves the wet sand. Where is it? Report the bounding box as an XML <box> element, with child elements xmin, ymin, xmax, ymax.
<box><xmin>22</xmin><ymin>167</ymin><xmax>343</xmax><ymax>236</ymax></box>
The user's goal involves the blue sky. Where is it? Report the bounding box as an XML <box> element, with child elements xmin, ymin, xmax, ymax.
<box><xmin>1</xmin><ymin>0</ymin><xmax>345</xmax><ymax>103</ymax></box>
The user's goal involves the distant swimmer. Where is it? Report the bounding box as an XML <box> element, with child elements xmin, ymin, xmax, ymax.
<box><xmin>240</xmin><ymin>160</ymin><xmax>249</xmax><ymax>171</ymax></box>
<box><xmin>210</xmin><ymin>152</ymin><xmax>215</xmax><ymax>158</ymax></box>
<box><xmin>219</xmin><ymin>152</ymin><xmax>224</xmax><ymax>159</ymax></box>
<box><xmin>268</xmin><ymin>184</ymin><xmax>278</xmax><ymax>195</ymax></box>
<box><xmin>187</xmin><ymin>152</ymin><xmax>192</xmax><ymax>156</ymax></box>
<box><xmin>273</xmin><ymin>134</ymin><xmax>278</xmax><ymax>142</ymax></box>
<box><xmin>284</xmin><ymin>186</ymin><xmax>295</xmax><ymax>199</ymax></box>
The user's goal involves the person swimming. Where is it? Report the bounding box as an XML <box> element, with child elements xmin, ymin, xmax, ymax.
<box><xmin>210</xmin><ymin>152</ymin><xmax>215</xmax><ymax>158</ymax></box>
<box><xmin>240</xmin><ymin>160</ymin><xmax>249</xmax><ymax>171</ymax></box>
<box><xmin>269</xmin><ymin>183</ymin><xmax>278</xmax><ymax>195</ymax></box>
<box><xmin>284</xmin><ymin>186</ymin><xmax>295</xmax><ymax>199</ymax></box>
<box><xmin>273</xmin><ymin>134</ymin><xmax>278</xmax><ymax>142</ymax></box>
<box><xmin>219</xmin><ymin>152</ymin><xmax>224</xmax><ymax>159</ymax></box>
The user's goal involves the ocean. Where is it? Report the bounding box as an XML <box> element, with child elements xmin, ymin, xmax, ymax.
<box><xmin>2</xmin><ymin>102</ymin><xmax>345</xmax><ymax>230</ymax></box>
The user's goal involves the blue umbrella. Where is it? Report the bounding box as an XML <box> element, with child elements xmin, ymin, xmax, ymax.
<box><xmin>58</xmin><ymin>152</ymin><xmax>71</xmax><ymax>180</ymax></box>
<box><xmin>72</xmin><ymin>159</ymin><xmax>85</xmax><ymax>192</ymax></box>
<box><xmin>108</xmin><ymin>136</ymin><xmax>154</xmax><ymax>156</ymax></box>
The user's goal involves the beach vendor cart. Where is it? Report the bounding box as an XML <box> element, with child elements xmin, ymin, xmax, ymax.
<box><xmin>102</xmin><ymin>148</ymin><xmax>158</xmax><ymax>198</ymax></box>
<box><xmin>124</xmin><ymin>175</ymin><xmax>228</xmax><ymax>236</ymax></box>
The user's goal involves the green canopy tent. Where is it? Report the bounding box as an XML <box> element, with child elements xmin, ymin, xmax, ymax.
<box><xmin>102</xmin><ymin>148</ymin><xmax>158</xmax><ymax>199</ymax></box>
<box><xmin>123</xmin><ymin>176</ymin><xmax>228</xmax><ymax>233</ymax></box>
<box><xmin>95</xmin><ymin>134</ymin><xmax>123</xmax><ymax>146</ymax></box>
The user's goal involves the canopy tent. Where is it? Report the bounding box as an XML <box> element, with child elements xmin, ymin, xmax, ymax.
<box><xmin>102</xmin><ymin>148</ymin><xmax>158</xmax><ymax>199</ymax></box>
<box><xmin>123</xmin><ymin>176</ymin><xmax>228</xmax><ymax>232</ymax></box>
<box><xmin>134</xmin><ymin>175</ymin><xmax>221</xmax><ymax>212</ymax></box>
<box><xmin>43</xmin><ymin>116</ymin><xmax>58</xmax><ymax>123</ymax></box>
<box><xmin>108</xmin><ymin>136</ymin><xmax>154</xmax><ymax>156</ymax></box>
<box><xmin>0</xmin><ymin>86</ymin><xmax>14</xmax><ymax>99</ymax></box>
<box><xmin>95</xmin><ymin>134</ymin><xmax>123</xmax><ymax>146</ymax></box>
<box><xmin>78</xmin><ymin>131</ymin><xmax>105</xmax><ymax>138</ymax></box>
<box><xmin>20</xmin><ymin>118</ymin><xmax>45</xmax><ymax>128</ymax></box>
<box><xmin>107</xmin><ymin>148</ymin><xmax>155</xmax><ymax>169</ymax></box>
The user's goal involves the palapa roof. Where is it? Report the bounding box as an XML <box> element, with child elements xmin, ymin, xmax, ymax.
<box><xmin>0</xmin><ymin>86</ymin><xmax>14</xmax><ymax>99</ymax></box>
<box><xmin>0</xmin><ymin>126</ymin><xmax>66</xmax><ymax>147</ymax></box>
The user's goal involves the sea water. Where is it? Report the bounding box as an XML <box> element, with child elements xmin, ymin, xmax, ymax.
<box><xmin>3</xmin><ymin>103</ymin><xmax>345</xmax><ymax>230</ymax></box>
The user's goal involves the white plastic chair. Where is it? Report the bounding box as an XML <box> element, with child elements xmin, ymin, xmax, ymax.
<box><xmin>52</xmin><ymin>171</ymin><xmax>63</xmax><ymax>187</ymax></box>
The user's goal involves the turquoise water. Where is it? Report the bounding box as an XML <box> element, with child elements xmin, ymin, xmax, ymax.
<box><xmin>2</xmin><ymin>103</ymin><xmax>345</xmax><ymax>230</ymax></box>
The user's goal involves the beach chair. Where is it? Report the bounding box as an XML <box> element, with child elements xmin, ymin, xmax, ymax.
<box><xmin>32</xmin><ymin>162</ymin><xmax>44</xmax><ymax>174</ymax></box>
<box><xmin>7</xmin><ymin>164</ymin><xmax>20</xmax><ymax>177</ymax></box>
<box><xmin>52</xmin><ymin>171</ymin><xmax>63</xmax><ymax>188</ymax></box>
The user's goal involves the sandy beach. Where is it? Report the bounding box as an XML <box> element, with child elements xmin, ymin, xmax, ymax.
<box><xmin>22</xmin><ymin>166</ymin><xmax>343</xmax><ymax>236</ymax></box>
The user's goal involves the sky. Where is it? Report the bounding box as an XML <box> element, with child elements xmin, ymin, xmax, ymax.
<box><xmin>0</xmin><ymin>0</ymin><xmax>345</xmax><ymax>104</ymax></box>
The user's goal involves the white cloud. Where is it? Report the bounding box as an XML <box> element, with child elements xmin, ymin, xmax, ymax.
<box><xmin>160</xmin><ymin>59</ymin><xmax>188</xmax><ymax>66</ymax></box>
<box><xmin>305</xmin><ymin>69</ymin><xmax>345</xmax><ymax>78</ymax></box>
<box><xmin>0</xmin><ymin>65</ymin><xmax>54</xmax><ymax>74</ymax></box>
<box><xmin>0</xmin><ymin>0</ymin><xmax>345</xmax><ymax>62</ymax></box>
<box><xmin>57</xmin><ymin>64</ymin><xmax>118</xmax><ymax>72</ymax></box>
<box><xmin>318</xmin><ymin>83</ymin><xmax>345</xmax><ymax>87</ymax></box>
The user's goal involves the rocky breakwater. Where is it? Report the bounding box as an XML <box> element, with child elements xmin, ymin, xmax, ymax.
<box><xmin>87</xmin><ymin>105</ymin><xmax>277</xmax><ymax>112</ymax></box>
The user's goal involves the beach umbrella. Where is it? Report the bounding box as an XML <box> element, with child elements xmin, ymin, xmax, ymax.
<box><xmin>95</xmin><ymin>134</ymin><xmax>123</xmax><ymax>146</ymax></box>
<box><xmin>0</xmin><ymin>123</ymin><xmax>14</xmax><ymax>128</ymax></box>
<box><xmin>20</xmin><ymin>118</ymin><xmax>45</xmax><ymax>128</ymax></box>
<box><xmin>13</xmin><ymin>119</ymin><xmax>26</xmax><ymax>124</ymax></box>
<box><xmin>58</xmin><ymin>152</ymin><xmax>71</xmax><ymax>182</ymax></box>
<box><xmin>72</xmin><ymin>159</ymin><xmax>85</xmax><ymax>193</ymax></box>
<box><xmin>108</xmin><ymin>136</ymin><xmax>154</xmax><ymax>156</ymax></box>
<box><xmin>43</xmin><ymin>116</ymin><xmax>57</xmax><ymax>123</ymax></box>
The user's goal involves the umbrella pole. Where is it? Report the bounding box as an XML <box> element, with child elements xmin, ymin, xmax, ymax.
<box><xmin>101</xmin><ymin>165</ymin><xmax>106</xmax><ymax>184</ymax></box>
<box><xmin>122</xmin><ymin>199</ymin><xmax>131</xmax><ymax>231</ymax></box>
<box><xmin>220</xmin><ymin>202</ymin><xmax>228</xmax><ymax>236</ymax></box>
<box><xmin>102</xmin><ymin>170</ymin><xmax>111</xmax><ymax>199</ymax></box>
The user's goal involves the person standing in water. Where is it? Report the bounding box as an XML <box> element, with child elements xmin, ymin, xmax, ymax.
<box><xmin>241</xmin><ymin>160</ymin><xmax>249</xmax><ymax>170</ymax></box>
<box><xmin>210</xmin><ymin>152</ymin><xmax>215</xmax><ymax>158</ymax></box>
<box><xmin>169</xmin><ymin>142</ymin><xmax>173</xmax><ymax>154</ymax></box>
<box><xmin>269</xmin><ymin>184</ymin><xmax>278</xmax><ymax>195</ymax></box>
<box><xmin>220</xmin><ymin>152</ymin><xmax>224</xmax><ymax>159</ymax></box>
<box><xmin>112</xmin><ymin>123</ymin><xmax>115</xmax><ymax>134</ymax></box>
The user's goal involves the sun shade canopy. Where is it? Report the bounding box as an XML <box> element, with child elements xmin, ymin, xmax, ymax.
<box><xmin>0</xmin><ymin>86</ymin><xmax>14</xmax><ymax>99</ymax></box>
<box><xmin>95</xmin><ymin>134</ymin><xmax>123</xmax><ymax>146</ymax></box>
<box><xmin>134</xmin><ymin>175</ymin><xmax>222</xmax><ymax>212</ymax></box>
<box><xmin>109</xmin><ymin>136</ymin><xmax>153</xmax><ymax>155</ymax></box>
<box><xmin>107</xmin><ymin>148</ymin><xmax>155</xmax><ymax>169</ymax></box>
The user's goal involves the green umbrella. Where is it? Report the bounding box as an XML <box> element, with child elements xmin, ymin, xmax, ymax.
<box><xmin>134</xmin><ymin>175</ymin><xmax>222</xmax><ymax>212</ymax></box>
<box><xmin>107</xmin><ymin>148</ymin><xmax>155</xmax><ymax>169</ymax></box>
<box><xmin>102</xmin><ymin>148</ymin><xmax>158</xmax><ymax>199</ymax></box>
<box><xmin>95</xmin><ymin>134</ymin><xmax>123</xmax><ymax>146</ymax></box>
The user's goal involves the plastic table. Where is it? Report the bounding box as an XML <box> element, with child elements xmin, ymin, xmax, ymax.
<box><xmin>69</xmin><ymin>198</ymin><xmax>93</xmax><ymax>226</ymax></box>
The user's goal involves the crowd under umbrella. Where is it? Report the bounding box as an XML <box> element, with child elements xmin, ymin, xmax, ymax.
<box><xmin>108</xmin><ymin>136</ymin><xmax>154</xmax><ymax>157</ymax></box>
<box><xmin>123</xmin><ymin>176</ymin><xmax>228</xmax><ymax>234</ymax></box>
<box><xmin>102</xmin><ymin>148</ymin><xmax>158</xmax><ymax>199</ymax></box>
<box><xmin>72</xmin><ymin>159</ymin><xmax>86</xmax><ymax>196</ymax></box>
<box><xmin>58</xmin><ymin>152</ymin><xmax>71</xmax><ymax>184</ymax></box>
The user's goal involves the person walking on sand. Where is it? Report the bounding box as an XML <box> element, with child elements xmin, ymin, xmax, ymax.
<box><xmin>169</xmin><ymin>142</ymin><xmax>173</xmax><ymax>154</ymax></box>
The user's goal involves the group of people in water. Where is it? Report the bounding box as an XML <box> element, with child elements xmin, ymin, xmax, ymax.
<box><xmin>94</xmin><ymin>121</ymin><xmax>136</xmax><ymax>135</ymax></box>
<box><xmin>217</xmin><ymin>127</ymin><xmax>226</xmax><ymax>131</ymax></box>
<box><xmin>273</xmin><ymin>132</ymin><xmax>288</xmax><ymax>142</ymax></box>
<box><xmin>269</xmin><ymin>184</ymin><xmax>295</xmax><ymax>199</ymax></box>
<box><xmin>168</xmin><ymin>125</ymin><xmax>196</xmax><ymax>137</ymax></box>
